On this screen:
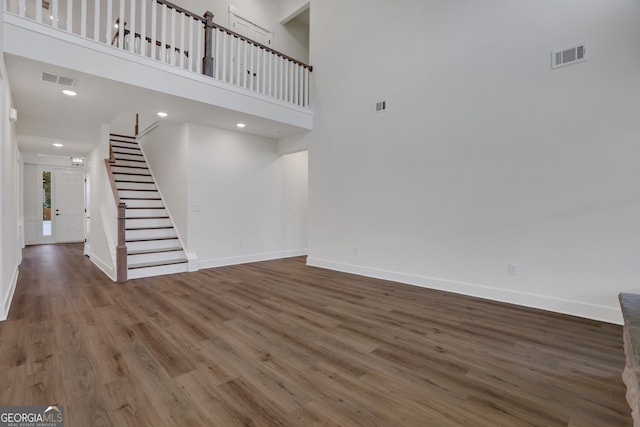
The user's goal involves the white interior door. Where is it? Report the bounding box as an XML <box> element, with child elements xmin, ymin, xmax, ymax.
<box><xmin>230</xmin><ymin>11</ymin><xmax>272</xmax><ymax>89</ymax></box>
<box><xmin>54</xmin><ymin>168</ymin><xmax>85</xmax><ymax>243</ymax></box>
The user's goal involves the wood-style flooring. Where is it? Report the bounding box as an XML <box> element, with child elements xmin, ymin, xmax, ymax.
<box><xmin>1</xmin><ymin>243</ymin><xmax>631</xmax><ymax>426</ymax></box>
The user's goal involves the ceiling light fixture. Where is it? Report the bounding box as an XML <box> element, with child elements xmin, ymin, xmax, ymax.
<box><xmin>62</xmin><ymin>89</ymin><xmax>77</xmax><ymax>96</ymax></box>
<box><xmin>157</xmin><ymin>112</ymin><xmax>168</xmax><ymax>117</ymax></box>
<box><xmin>53</xmin><ymin>143</ymin><xmax>63</xmax><ymax>147</ymax></box>
<box><xmin>71</xmin><ymin>157</ymin><xmax>85</xmax><ymax>166</ymax></box>
<box><xmin>236</xmin><ymin>123</ymin><xmax>246</xmax><ymax>128</ymax></box>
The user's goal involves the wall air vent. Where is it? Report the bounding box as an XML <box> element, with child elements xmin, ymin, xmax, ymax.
<box><xmin>552</xmin><ymin>44</ymin><xmax>586</xmax><ymax>69</ymax></box>
<box><xmin>374</xmin><ymin>100</ymin><xmax>388</xmax><ymax>113</ymax></box>
<box><xmin>41</xmin><ymin>72</ymin><xmax>77</xmax><ymax>87</ymax></box>
<box><xmin>42</xmin><ymin>0</ymin><xmax>50</xmax><ymax>9</ymax></box>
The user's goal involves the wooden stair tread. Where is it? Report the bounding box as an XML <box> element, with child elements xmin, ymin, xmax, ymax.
<box><xmin>120</xmin><ymin>197</ymin><xmax>162</xmax><ymax>201</ymax></box>
<box><xmin>112</xmin><ymin>172</ymin><xmax>152</xmax><ymax>177</ymax></box>
<box><xmin>114</xmin><ymin>158</ymin><xmax>146</xmax><ymax>163</ymax></box>
<box><xmin>117</xmin><ymin>189</ymin><xmax>158</xmax><ymax>192</ymax></box>
<box><xmin>128</xmin><ymin>259</ymin><xmax>188</xmax><ymax>270</ymax></box>
<box><xmin>125</xmin><ymin>226</ymin><xmax>174</xmax><ymax>230</ymax></box>
<box><xmin>110</xmin><ymin>133</ymin><xmax>136</xmax><ymax>139</ymax></box>
<box><xmin>113</xmin><ymin>151</ymin><xmax>144</xmax><ymax>157</ymax></box>
<box><xmin>126</xmin><ymin>237</ymin><xmax>179</xmax><ymax>243</ymax></box>
<box><xmin>128</xmin><ymin>247</ymin><xmax>183</xmax><ymax>256</ymax></box>
<box><xmin>126</xmin><ymin>216</ymin><xmax>170</xmax><ymax>220</ymax></box>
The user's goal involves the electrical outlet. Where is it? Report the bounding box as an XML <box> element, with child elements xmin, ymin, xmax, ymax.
<box><xmin>508</xmin><ymin>263</ymin><xmax>519</xmax><ymax>276</ymax></box>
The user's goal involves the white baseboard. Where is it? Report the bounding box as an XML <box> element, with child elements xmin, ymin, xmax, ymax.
<box><xmin>89</xmin><ymin>251</ymin><xmax>116</xmax><ymax>282</ymax></box>
<box><xmin>1</xmin><ymin>265</ymin><xmax>20</xmax><ymax>321</ymax></box>
<box><xmin>307</xmin><ymin>257</ymin><xmax>622</xmax><ymax>325</ymax></box>
<box><xmin>199</xmin><ymin>249</ymin><xmax>307</xmax><ymax>270</ymax></box>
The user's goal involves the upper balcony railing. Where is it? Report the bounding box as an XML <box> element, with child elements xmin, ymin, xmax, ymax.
<box><xmin>5</xmin><ymin>0</ymin><xmax>312</xmax><ymax>108</ymax></box>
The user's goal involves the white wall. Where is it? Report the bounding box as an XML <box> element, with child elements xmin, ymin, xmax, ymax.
<box><xmin>307</xmin><ymin>0</ymin><xmax>640</xmax><ymax>324</ymax></box>
<box><xmin>86</xmin><ymin>124</ymin><xmax>117</xmax><ymax>280</ymax></box>
<box><xmin>0</xmin><ymin>56</ymin><xmax>22</xmax><ymax>320</ymax></box>
<box><xmin>138</xmin><ymin>121</ymin><xmax>189</xmax><ymax>247</ymax></box>
<box><xmin>186</xmin><ymin>123</ymin><xmax>307</xmax><ymax>268</ymax></box>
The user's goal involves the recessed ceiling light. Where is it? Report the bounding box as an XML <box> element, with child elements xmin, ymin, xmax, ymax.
<box><xmin>236</xmin><ymin>123</ymin><xmax>246</xmax><ymax>128</ymax></box>
<box><xmin>157</xmin><ymin>112</ymin><xmax>168</xmax><ymax>117</ymax></box>
<box><xmin>53</xmin><ymin>143</ymin><xmax>63</xmax><ymax>147</ymax></box>
<box><xmin>62</xmin><ymin>89</ymin><xmax>77</xmax><ymax>96</ymax></box>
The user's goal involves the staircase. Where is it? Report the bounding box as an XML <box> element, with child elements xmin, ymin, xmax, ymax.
<box><xmin>109</xmin><ymin>134</ymin><xmax>188</xmax><ymax>280</ymax></box>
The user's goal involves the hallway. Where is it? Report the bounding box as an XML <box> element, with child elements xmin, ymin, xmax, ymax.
<box><xmin>0</xmin><ymin>244</ymin><xmax>631</xmax><ymax>426</ymax></box>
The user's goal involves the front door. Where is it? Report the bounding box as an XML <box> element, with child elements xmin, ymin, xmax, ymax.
<box><xmin>53</xmin><ymin>168</ymin><xmax>85</xmax><ymax>243</ymax></box>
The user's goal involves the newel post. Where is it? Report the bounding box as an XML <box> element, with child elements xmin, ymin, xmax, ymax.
<box><xmin>203</xmin><ymin>11</ymin><xmax>214</xmax><ymax>77</ymax></box>
<box><xmin>116</xmin><ymin>202</ymin><xmax>128</xmax><ymax>283</ymax></box>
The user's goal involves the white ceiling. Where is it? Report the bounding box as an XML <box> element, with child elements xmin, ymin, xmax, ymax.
<box><xmin>5</xmin><ymin>54</ymin><xmax>308</xmax><ymax>156</ymax></box>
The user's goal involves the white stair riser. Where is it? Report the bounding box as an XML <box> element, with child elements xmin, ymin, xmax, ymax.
<box><xmin>127</xmin><ymin>217</ymin><xmax>173</xmax><ymax>228</ymax></box>
<box><xmin>112</xmin><ymin>145</ymin><xmax>141</xmax><ymax>154</ymax></box>
<box><xmin>118</xmin><ymin>190</ymin><xmax>160</xmax><ymax>199</ymax></box>
<box><xmin>116</xmin><ymin>182</ymin><xmax>157</xmax><ymax>191</ymax></box>
<box><xmin>121</xmin><ymin>199</ymin><xmax>164</xmax><ymax>208</ymax></box>
<box><xmin>126</xmin><ymin>208</ymin><xmax>168</xmax><ymax>218</ymax></box>
<box><xmin>128</xmin><ymin>250</ymin><xmax>186</xmax><ymax>265</ymax></box>
<box><xmin>114</xmin><ymin>153</ymin><xmax>145</xmax><ymax>161</ymax></box>
<box><xmin>126</xmin><ymin>239</ymin><xmax>181</xmax><ymax>252</ymax></box>
<box><xmin>111</xmin><ymin>166</ymin><xmax>150</xmax><ymax>174</ymax></box>
<box><xmin>114</xmin><ymin>159</ymin><xmax>148</xmax><ymax>168</ymax></box>
<box><xmin>127</xmin><ymin>262</ymin><xmax>188</xmax><ymax>280</ymax></box>
<box><xmin>126</xmin><ymin>228</ymin><xmax>177</xmax><ymax>240</ymax></box>
<box><xmin>114</xmin><ymin>174</ymin><xmax>154</xmax><ymax>183</ymax></box>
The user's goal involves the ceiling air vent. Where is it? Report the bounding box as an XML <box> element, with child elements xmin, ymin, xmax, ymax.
<box><xmin>41</xmin><ymin>72</ymin><xmax>77</xmax><ymax>87</ymax></box>
<box><xmin>552</xmin><ymin>44</ymin><xmax>586</xmax><ymax>69</ymax></box>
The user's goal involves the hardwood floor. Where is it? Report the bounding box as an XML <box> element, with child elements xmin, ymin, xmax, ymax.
<box><xmin>1</xmin><ymin>243</ymin><xmax>631</xmax><ymax>426</ymax></box>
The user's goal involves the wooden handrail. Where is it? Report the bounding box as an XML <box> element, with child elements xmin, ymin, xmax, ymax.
<box><xmin>156</xmin><ymin>0</ymin><xmax>206</xmax><ymax>23</ymax></box>
<box><xmin>105</xmin><ymin>158</ymin><xmax>120</xmax><ymax>203</ymax></box>
<box><xmin>205</xmin><ymin>12</ymin><xmax>313</xmax><ymax>71</ymax></box>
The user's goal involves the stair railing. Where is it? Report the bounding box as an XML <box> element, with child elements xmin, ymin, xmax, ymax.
<box><xmin>5</xmin><ymin>0</ymin><xmax>313</xmax><ymax>108</ymax></box>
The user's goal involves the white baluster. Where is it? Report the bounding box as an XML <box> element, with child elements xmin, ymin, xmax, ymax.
<box><xmin>36</xmin><ymin>0</ymin><xmax>42</xmax><ymax>22</ymax></box>
<box><xmin>106</xmin><ymin>0</ymin><xmax>112</xmax><ymax>44</ymax></box>
<box><xmin>170</xmin><ymin>8</ymin><xmax>175</xmax><ymax>65</ymax></box>
<box><xmin>129</xmin><ymin>0</ymin><xmax>136</xmax><ymax>53</ymax></box>
<box><xmin>160</xmin><ymin>3</ymin><xmax>166</xmax><ymax>63</ymax></box>
<box><xmin>294</xmin><ymin>64</ymin><xmax>300</xmax><ymax>106</ymax></box>
<box><xmin>51</xmin><ymin>0</ymin><xmax>58</xmax><ymax>28</ymax></box>
<box><xmin>258</xmin><ymin>49</ymin><xmax>267</xmax><ymax>95</ymax></box>
<box><xmin>67</xmin><ymin>0</ymin><xmax>73</xmax><ymax>32</ymax></box>
<box><xmin>151</xmin><ymin>0</ymin><xmax>157</xmax><ymax>60</ymax></box>
<box><xmin>118</xmin><ymin>0</ymin><xmax>124</xmax><ymax>49</ymax></box>
<box><xmin>81</xmin><ymin>0</ymin><xmax>86</xmax><ymax>37</ymax></box>
<box><xmin>18</xmin><ymin>0</ymin><xmax>25</xmax><ymax>17</ymax></box>
<box><xmin>221</xmin><ymin>30</ymin><xmax>228</xmax><ymax>82</ymax></box>
<box><xmin>266</xmin><ymin>50</ymin><xmax>271</xmax><ymax>97</ymax></box>
<box><xmin>196</xmin><ymin>22</ymin><xmax>203</xmax><ymax>74</ymax></box>
<box><xmin>140</xmin><ymin>0</ymin><xmax>146</xmax><ymax>56</ymax></box>
<box><xmin>93</xmin><ymin>0</ymin><xmax>99</xmax><ymax>41</ymax></box>
<box><xmin>214</xmin><ymin>26</ymin><xmax>220</xmax><ymax>79</ymax></box>
<box><xmin>249</xmin><ymin>43</ymin><xmax>254</xmax><ymax>91</ymax></box>
<box><xmin>188</xmin><ymin>18</ymin><xmax>195</xmax><ymax>72</ymax></box>
<box><xmin>235</xmin><ymin>37</ymin><xmax>241</xmax><ymax>85</ymax></box>
<box><xmin>179</xmin><ymin>14</ymin><xmax>186</xmax><ymax>69</ymax></box>
<box><xmin>304</xmin><ymin>68</ymin><xmax>310</xmax><ymax>107</ymax></box>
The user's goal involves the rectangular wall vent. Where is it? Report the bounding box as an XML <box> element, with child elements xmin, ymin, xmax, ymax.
<box><xmin>375</xmin><ymin>100</ymin><xmax>387</xmax><ymax>113</ymax></box>
<box><xmin>42</xmin><ymin>0</ymin><xmax>50</xmax><ymax>9</ymax></box>
<box><xmin>552</xmin><ymin>44</ymin><xmax>586</xmax><ymax>69</ymax></box>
